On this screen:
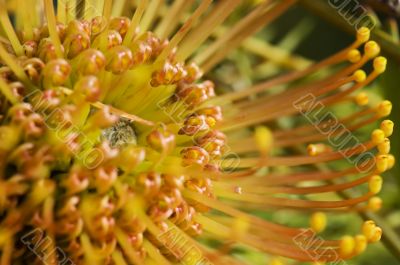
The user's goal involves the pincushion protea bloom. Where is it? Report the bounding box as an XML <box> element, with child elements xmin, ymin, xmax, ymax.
<box><xmin>0</xmin><ymin>0</ymin><xmax>395</xmax><ymax>264</ymax></box>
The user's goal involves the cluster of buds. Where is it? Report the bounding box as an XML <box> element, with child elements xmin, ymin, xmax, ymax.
<box><xmin>16</xmin><ymin>18</ymin><xmax>174</xmax><ymax>77</ymax></box>
<box><xmin>0</xmin><ymin>0</ymin><xmax>393</xmax><ymax>263</ymax></box>
<box><xmin>175</xmin><ymin>80</ymin><xmax>215</xmax><ymax>108</ymax></box>
<box><xmin>0</xmin><ymin>5</ymin><xmax>229</xmax><ymax>261</ymax></box>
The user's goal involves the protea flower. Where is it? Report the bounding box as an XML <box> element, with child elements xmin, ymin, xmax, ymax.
<box><xmin>0</xmin><ymin>0</ymin><xmax>395</xmax><ymax>264</ymax></box>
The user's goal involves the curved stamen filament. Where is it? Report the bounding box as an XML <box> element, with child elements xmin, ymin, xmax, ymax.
<box><xmin>139</xmin><ymin>0</ymin><xmax>163</xmax><ymax>33</ymax></box>
<box><xmin>0</xmin><ymin>0</ymin><xmax>24</xmax><ymax>56</ymax></box>
<box><xmin>123</xmin><ymin>0</ymin><xmax>149</xmax><ymax>46</ymax></box>
<box><xmin>220</xmin><ymin>69</ymin><xmax>379</xmax><ymax>132</ymax></box>
<box><xmin>220</xmin><ymin>141</ymin><xmax>375</xmax><ymax>169</ymax></box>
<box><xmin>57</xmin><ymin>0</ymin><xmax>67</xmax><ymax>24</ymax></box>
<box><xmin>222</xmin><ymin>165</ymin><xmax>364</xmax><ymax>185</ymax></box>
<box><xmin>210</xmin><ymin>40</ymin><xmax>370</xmax><ymax>105</ymax></box>
<box><xmin>0</xmin><ymin>44</ymin><xmax>31</xmax><ymax>85</ymax></box>
<box><xmin>177</xmin><ymin>0</ymin><xmax>242</xmax><ymax>62</ymax></box>
<box><xmin>0</xmin><ymin>78</ymin><xmax>19</xmax><ymax>104</ymax></box>
<box><xmin>197</xmin><ymin>0</ymin><xmax>298</xmax><ymax>72</ymax></box>
<box><xmin>155</xmin><ymin>0</ymin><xmax>194</xmax><ymax>39</ymax></box>
<box><xmin>214</xmin><ymin>189</ymin><xmax>373</xmax><ymax>209</ymax></box>
<box><xmin>227</xmin><ymin>72</ymin><xmax>356</xmax><ymax>116</ymax></box>
<box><xmin>44</xmin><ymin>0</ymin><xmax>64</xmax><ymax>58</ymax></box>
<box><xmin>183</xmin><ymin>190</ymin><xmax>307</xmax><ymax>237</ymax></box>
<box><xmin>143</xmin><ymin>240</ymin><xmax>171</xmax><ymax>265</ymax></box>
<box><xmin>214</xmin><ymin>174</ymin><xmax>374</xmax><ymax>195</ymax></box>
<box><xmin>155</xmin><ymin>0</ymin><xmax>213</xmax><ymax>66</ymax></box>
<box><xmin>17</xmin><ymin>0</ymin><xmax>34</xmax><ymax>40</ymax></box>
<box><xmin>195</xmin><ymin>214</ymin><xmax>342</xmax><ymax>262</ymax></box>
<box><xmin>114</xmin><ymin>227</ymin><xmax>145</xmax><ymax>265</ymax></box>
<box><xmin>103</xmin><ymin>0</ymin><xmax>113</xmax><ymax>20</ymax></box>
<box><xmin>273</xmin><ymin>107</ymin><xmax>377</xmax><ymax>139</ymax></box>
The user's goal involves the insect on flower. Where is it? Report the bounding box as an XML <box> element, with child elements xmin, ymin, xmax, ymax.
<box><xmin>0</xmin><ymin>0</ymin><xmax>395</xmax><ymax>264</ymax></box>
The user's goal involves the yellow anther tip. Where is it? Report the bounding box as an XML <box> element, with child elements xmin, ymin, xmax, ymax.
<box><xmin>368</xmin><ymin>175</ymin><xmax>383</xmax><ymax>194</ymax></box>
<box><xmin>376</xmin><ymin>155</ymin><xmax>389</xmax><ymax>173</ymax></box>
<box><xmin>377</xmin><ymin>138</ymin><xmax>390</xmax><ymax>154</ymax></box>
<box><xmin>340</xmin><ymin>236</ymin><xmax>355</xmax><ymax>258</ymax></box>
<box><xmin>364</xmin><ymin>224</ymin><xmax>383</xmax><ymax>243</ymax></box>
<box><xmin>357</xmin><ymin>27</ymin><xmax>371</xmax><ymax>43</ymax></box>
<box><xmin>371</xmin><ymin>129</ymin><xmax>385</xmax><ymax>145</ymax></box>
<box><xmin>310</xmin><ymin>212</ymin><xmax>327</xmax><ymax>233</ymax></box>
<box><xmin>378</xmin><ymin>100</ymin><xmax>392</xmax><ymax>117</ymax></box>
<box><xmin>369</xmin><ymin>226</ymin><xmax>383</xmax><ymax>243</ymax></box>
<box><xmin>368</xmin><ymin>197</ymin><xmax>383</xmax><ymax>212</ymax></box>
<box><xmin>380</xmin><ymin>120</ymin><xmax>394</xmax><ymax>137</ymax></box>
<box><xmin>387</xmin><ymin>154</ymin><xmax>395</xmax><ymax>169</ymax></box>
<box><xmin>354</xmin><ymin>235</ymin><xmax>368</xmax><ymax>254</ymax></box>
<box><xmin>364</xmin><ymin>41</ymin><xmax>380</xmax><ymax>58</ymax></box>
<box><xmin>254</xmin><ymin>126</ymin><xmax>273</xmax><ymax>155</ymax></box>
<box><xmin>355</xmin><ymin>92</ymin><xmax>369</xmax><ymax>106</ymax></box>
<box><xmin>347</xmin><ymin>49</ymin><xmax>361</xmax><ymax>63</ymax></box>
<box><xmin>373</xmin><ymin>56</ymin><xmax>387</xmax><ymax>74</ymax></box>
<box><xmin>353</xmin><ymin>70</ymin><xmax>367</xmax><ymax>83</ymax></box>
<box><xmin>362</xmin><ymin>220</ymin><xmax>376</xmax><ymax>238</ymax></box>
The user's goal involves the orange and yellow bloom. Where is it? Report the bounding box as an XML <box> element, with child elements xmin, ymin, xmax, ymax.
<box><xmin>0</xmin><ymin>0</ymin><xmax>394</xmax><ymax>264</ymax></box>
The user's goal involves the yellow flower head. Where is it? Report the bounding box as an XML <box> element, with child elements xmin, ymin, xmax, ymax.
<box><xmin>0</xmin><ymin>0</ymin><xmax>394</xmax><ymax>264</ymax></box>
